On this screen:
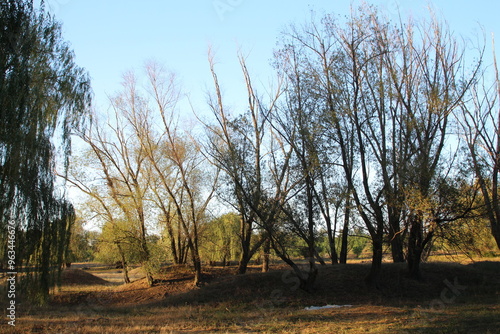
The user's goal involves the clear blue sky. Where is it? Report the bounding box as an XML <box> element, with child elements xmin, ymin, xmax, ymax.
<box><xmin>42</xmin><ymin>0</ymin><xmax>500</xmax><ymax>117</ymax></box>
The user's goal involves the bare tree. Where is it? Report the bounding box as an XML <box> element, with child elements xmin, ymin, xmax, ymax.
<box><xmin>64</xmin><ymin>158</ymin><xmax>133</xmax><ymax>284</ymax></box>
<box><xmin>276</xmin><ymin>6</ymin><xmax>481</xmax><ymax>283</ymax></box>
<box><xmin>203</xmin><ymin>51</ymin><xmax>278</xmax><ymax>274</ymax></box>
<box><xmin>71</xmin><ymin>98</ymin><xmax>154</xmax><ymax>285</ymax></box>
<box><xmin>458</xmin><ymin>37</ymin><xmax>500</xmax><ymax>250</ymax></box>
<box><xmin>385</xmin><ymin>14</ymin><xmax>481</xmax><ymax>279</ymax></box>
<box><xmin>135</xmin><ymin>62</ymin><xmax>218</xmax><ymax>286</ymax></box>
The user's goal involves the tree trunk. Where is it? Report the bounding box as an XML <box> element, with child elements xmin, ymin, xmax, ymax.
<box><xmin>237</xmin><ymin>255</ymin><xmax>250</xmax><ymax>274</ymax></box>
<box><xmin>339</xmin><ymin>201</ymin><xmax>351</xmax><ymax>264</ymax></box>
<box><xmin>262</xmin><ymin>237</ymin><xmax>270</xmax><ymax>272</ymax></box>
<box><xmin>300</xmin><ymin>264</ymin><xmax>318</xmax><ymax>292</ymax></box>
<box><xmin>117</xmin><ymin>244</ymin><xmax>130</xmax><ymax>284</ymax></box>
<box><xmin>188</xmin><ymin>237</ymin><xmax>203</xmax><ymax>286</ymax></box>
<box><xmin>236</xmin><ymin>214</ymin><xmax>252</xmax><ymax>274</ymax></box>
<box><xmin>365</xmin><ymin>237</ymin><xmax>383</xmax><ymax>288</ymax></box>
<box><xmin>145</xmin><ymin>269</ymin><xmax>154</xmax><ymax>287</ymax></box>
<box><xmin>193</xmin><ymin>257</ymin><xmax>202</xmax><ymax>286</ymax></box>
<box><xmin>492</xmin><ymin>220</ymin><xmax>500</xmax><ymax>250</ymax></box>
<box><xmin>390</xmin><ymin>229</ymin><xmax>405</xmax><ymax>263</ymax></box>
<box><xmin>407</xmin><ymin>218</ymin><xmax>423</xmax><ymax>280</ymax></box>
<box><xmin>325</xmin><ymin>203</ymin><xmax>339</xmax><ymax>264</ymax></box>
<box><xmin>315</xmin><ymin>249</ymin><xmax>326</xmax><ymax>266</ymax></box>
<box><xmin>389</xmin><ymin>212</ymin><xmax>405</xmax><ymax>263</ymax></box>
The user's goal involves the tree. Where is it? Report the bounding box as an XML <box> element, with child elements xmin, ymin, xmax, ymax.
<box><xmin>77</xmin><ymin>84</ymin><xmax>155</xmax><ymax>286</ymax></box>
<box><xmin>95</xmin><ymin>219</ymin><xmax>139</xmax><ymax>284</ymax></box>
<box><xmin>66</xmin><ymin>217</ymin><xmax>98</xmax><ymax>264</ymax></box>
<box><xmin>0</xmin><ymin>0</ymin><xmax>91</xmax><ymax>303</ymax></box>
<box><xmin>134</xmin><ymin>62</ymin><xmax>218</xmax><ymax>286</ymax></box>
<box><xmin>277</xmin><ymin>9</ymin><xmax>398</xmax><ymax>286</ymax></box>
<box><xmin>458</xmin><ymin>40</ymin><xmax>500</xmax><ymax>250</ymax></box>
<box><xmin>201</xmin><ymin>212</ymin><xmax>240</xmax><ymax>265</ymax></box>
<box><xmin>276</xmin><ymin>5</ymin><xmax>481</xmax><ymax>283</ymax></box>
<box><xmin>384</xmin><ymin>14</ymin><xmax>480</xmax><ymax>279</ymax></box>
<box><xmin>204</xmin><ymin>52</ymin><xmax>276</xmax><ymax>274</ymax></box>
<box><xmin>273</xmin><ymin>42</ymin><xmax>336</xmax><ymax>266</ymax></box>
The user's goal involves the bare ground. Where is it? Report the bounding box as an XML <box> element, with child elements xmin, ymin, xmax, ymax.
<box><xmin>2</xmin><ymin>260</ymin><xmax>499</xmax><ymax>333</ymax></box>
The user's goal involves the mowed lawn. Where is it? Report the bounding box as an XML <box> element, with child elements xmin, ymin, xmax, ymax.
<box><xmin>3</xmin><ymin>260</ymin><xmax>500</xmax><ymax>333</ymax></box>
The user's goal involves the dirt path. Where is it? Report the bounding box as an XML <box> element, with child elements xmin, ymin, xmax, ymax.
<box><xmin>68</xmin><ymin>263</ymin><xmax>145</xmax><ymax>284</ymax></box>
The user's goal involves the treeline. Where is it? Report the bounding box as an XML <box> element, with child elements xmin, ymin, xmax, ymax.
<box><xmin>69</xmin><ymin>5</ymin><xmax>500</xmax><ymax>291</ymax></box>
<box><xmin>2</xmin><ymin>1</ymin><xmax>500</xmax><ymax>304</ymax></box>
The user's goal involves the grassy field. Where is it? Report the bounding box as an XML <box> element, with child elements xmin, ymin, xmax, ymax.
<box><xmin>2</xmin><ymin>259</ymin><xmax>499</xmax><ymax>333</ymax></box>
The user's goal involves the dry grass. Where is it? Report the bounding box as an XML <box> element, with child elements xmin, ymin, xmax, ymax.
<box><xmin>2</xmin><ymin>260</ymin><xmax>499</xmax><ymax>333</ymax></box>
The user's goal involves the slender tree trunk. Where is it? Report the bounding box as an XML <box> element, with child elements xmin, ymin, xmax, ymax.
<box><xmin>117</xmin><ymin>244</ymin><xmax>130</xmax><ymax>284</ymax></box>
<box><xmin>326</xmin><ymin>203</ymin><xmax>339</xmax><ymax>264</ymax></box>
<box><xmin>237</xmin><ymin>215</ymin><xmax>252</xmax><ymax>274</ymax></box>
<box><xmin>339</xmin><ymin>198</ymin><xmax>351</xmax><ymax>264</ymax></box>
<box><xmin>262</xmin><ymin>237</ymin><xmax>270</xmax><ymax>272</ymax></box>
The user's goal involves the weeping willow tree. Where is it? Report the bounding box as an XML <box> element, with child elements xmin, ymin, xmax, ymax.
<box><xmin>0</xmin><ymin>0</ymin><xmax>91</xmax><ymax>304</ymax></box>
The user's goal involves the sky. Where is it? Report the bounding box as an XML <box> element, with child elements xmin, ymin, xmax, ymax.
<box><xmin>39</xmin><ymin>0</ymin><xmax>500</xmax><ymax>118</ymax></box>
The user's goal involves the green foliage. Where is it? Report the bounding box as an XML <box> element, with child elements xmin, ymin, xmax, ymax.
<box><xmin>94</xmin><ymin>219</ymin><xmax>144</xmax><ymax>265</ymax></box>
<box><xmin>0</xmin><ymin>0</ymin><xmax>91</xmax><ymax>303</ymax></box>
<box><xmin>144</xmin><ymin>235</ymin><xmax>166</xmax><ymax>275</ymax></box>
<box><xmin>200</xmin><ymin>213</ymin><xmax>240</xmax><ymax>262</ymax></box>
<box><xmin>435</xmin><ymin>216</ymin><xmax>499</xmax><ymax>257</ymax></box>
<box><xmin>66</xmin><ymin>218</ymin><xmax>98</xmax><ymax>263</ymax></box>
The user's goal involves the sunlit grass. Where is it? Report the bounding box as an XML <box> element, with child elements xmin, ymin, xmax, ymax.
<box><xmin>5</xmin><ymin>261</ymin><xmax>500</xmax><ymax>333</ymax></box>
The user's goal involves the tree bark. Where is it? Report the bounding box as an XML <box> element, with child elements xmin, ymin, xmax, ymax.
<box><xmin>262</xmin><ymin>237</ymin><xmax>270</xmax><ymax>273</ymax></box>
<box><xmin>339</xmin><ymin>199</ymin><xmax>351</xmax><ymax>264</ymax></box>
<box><xmin>117</xmin><ymin>243</ymin><xmax>130</xmax><ymax>284</ymax></box>
<box><xmin>365</xmin><ymin>237</ymin><xmax>383</xmax><ymax>288</ymax></box>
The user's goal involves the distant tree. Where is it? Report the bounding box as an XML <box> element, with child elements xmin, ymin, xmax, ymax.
<box><xmin>201</xmin><ymin>212</ymin><xmax>240</xmax><ymax>264</ymax></box>
<box><xmin>0</xmin><ymin>0</ymin><xmax>91</xmax><ymax>303</ymax></box>
<box><xmin>66</xmin><ymin>217</ymin><xmax>98</xmax><ymax>264</ymax></box>
<box><xmin>94</xmin><ymin>219</ymin><xmax>143</xmax><ymax>284</ymax></box>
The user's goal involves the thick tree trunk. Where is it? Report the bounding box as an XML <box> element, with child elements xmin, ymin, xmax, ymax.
<box><xmin>390</xmin><ymin>232</ymin><xmax>405</xmax><ymax>263</ymax></box>
<box><xmin>407</xmin><ymin>247</ymin><xmax>423</xmax><ymax>280</ymax></box>
<box><xmin>236</xmin><ymin>214</ymin><xmax>253</xmax><ymax>274</ymax></box>
<box><xmin>193</xmin><ymin>257</ymin><xmax>202</xmax><ymax>286</ymax></box>
<box><xmin>237</xmin><ymin>255</ymin><xmax>250</xmax><ymax>274</ymax></box>
<box><xmin>300</xmin><ymin>264</ymin><xmax>318</xmax><ymax>292</ymax></box>
<box><xmin>490</xmin><ymin>215</ymin><xmax>500</xmax><ymax>250</ymax></box>
<box><xmin>389</xmin><ymin>212</ymin><xmax>405</xmax><ymax>263</ymax></box>
<box><xmin>365</xmin><ymin>238</ymin><xmax>383</xmax><ymax>288</ymax></box>
<box><xmin>325</xmin><ymin>205</ymin><xmax>339</xmax><ymax>265</ymax></box>
<box><xmin>407</xmin><ymin>218</ymin><xmax>423</xmax><ymax>280</ymax></box>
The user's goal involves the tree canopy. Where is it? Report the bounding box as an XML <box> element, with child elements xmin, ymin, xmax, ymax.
<box><xmin>0</xmin><ymin>0</ymin><xmax>91</xmax><ymax>303</ymax></box>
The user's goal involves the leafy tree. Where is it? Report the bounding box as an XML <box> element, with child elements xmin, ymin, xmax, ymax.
<box><xmin>66</xmin><ymin>217</ymin><xmax>98</xmax><ymax>264</ymax></box>
<box><xmin>200</xmin><ymin>212</ymin><xmax>240</xmax><ymax>264</ymax></box>
<box><xmin>127</xmin><ymin>62</ymin><xmax>217</xmax><ymax>286</ymax></box>
<box><xmin>0</xmin><ymin>0</ymin><xmax>91</xmax><ymax>303</ymax></box>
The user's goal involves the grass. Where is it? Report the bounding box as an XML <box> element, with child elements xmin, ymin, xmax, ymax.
<box><xmin>2</xmin><ymin>260</ymin><xmax>499</xmax><ymax>333</ymax></box>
